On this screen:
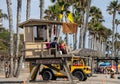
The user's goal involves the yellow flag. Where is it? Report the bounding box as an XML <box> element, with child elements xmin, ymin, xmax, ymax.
<box><xmin>61</xmin><ymin>5</ymin><xmax>64</xmax><ymax>10</ymax></box>
<box><xmin>59</xmin><ymin>5</ymin><xmax>64</xmax><ymax>20</ymax></box>
<box><xmin>59</xmin><ymin>14</ymin><xmax>63</xmax><ymax>20</ymax></box>
<box><xmin>67</xmin><ymin>12</ymin><xmax>74</xmax><ymax>23</ymax></box>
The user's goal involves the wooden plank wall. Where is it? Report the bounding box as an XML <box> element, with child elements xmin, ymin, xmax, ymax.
<box><xmin>24</xmin><ymin>42</ymin><xmax>47</xmax><ymax>57</ymax></box>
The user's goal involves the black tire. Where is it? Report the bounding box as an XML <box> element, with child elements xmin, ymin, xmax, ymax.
<box><xmin>52</xmin><ymin>75</ymin><xmax>57</xmax><ymax>80</ymax></box>
<box><xmin>83</xmin><ymin>76</ymin><xmax>87</xmax><ymax>81</ymax></box>
<box><xmin>42</xmin><ymin>70</ymin><xmax>53</xmax><ymax>80</ymax></box>
<box><xmin>73</xmin><ymin>71</ymin><xmax>86</xmax><ymax>81</ymax></box>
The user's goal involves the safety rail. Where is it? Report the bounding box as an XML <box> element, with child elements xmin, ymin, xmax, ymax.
<box><xmin>22</xmin><ymin>42</ymin><xmax>58</xmax><ymax>58</ymax></box>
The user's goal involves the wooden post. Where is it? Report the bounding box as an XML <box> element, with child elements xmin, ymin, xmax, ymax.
<box><xmin>41</xmin><ymin>42</ymin><xmax>43</xmax><ymax>57</ymax></box>
<box><xmin>46</xmin><ymin>25</ymin><xmax>49</xmax><ymax>42</ymax></box>
<box><xmin>48</xmin><ymin>48</ymin><xmax>51</xmax><ymax>56</ymax></box>
<box><xmin>91</xmin><ymin>57</ymin><xmax>94</xmax><ymax>75</ymax></box>
<box><xmin>27</xmin><ymin>64</ymin><xmax>41</xmax><ymax>82</ymax></box>
<box><xmin>62</xmin><ymin>58</ymin><xmax>74</xmax><ymax>84</ymax></box>
<box><xmin>96</xmin><ymin>57</ymin><xmax>99</xmax><ymax>74</ymax></box>
<box><xmin>55</xmin><ymin>45</ymin><xmax>57</xmax><ymax>57</ymax></box>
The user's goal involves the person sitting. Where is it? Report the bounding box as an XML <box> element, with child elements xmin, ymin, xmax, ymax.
<box><xmin>59</xmin><ymin>40</ymin><xmax>68</xmax><ymax>54</ymax></box>
<box><xmin>50</xmin><ymin>37</ymin><xmax>59</xmax><ymax>55</ymax></box>
<box><xmin>46</xmin><ymin>42</ymin><xmax>50</xmax><ymax>49</ymax></box>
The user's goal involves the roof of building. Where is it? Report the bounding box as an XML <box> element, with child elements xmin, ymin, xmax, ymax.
<box><xmin>18</xmin><ymin>19</ymin><xmax>64</xmax><ymax>28</ymax></box>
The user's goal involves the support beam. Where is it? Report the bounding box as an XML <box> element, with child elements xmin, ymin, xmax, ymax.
<box><xmin>62</xmin><ymin>58</ymin><xmax>74</xmax><ymax>84</ymax></box>
<box><xmin>27</xmin><ymin>64</ymin><xmax>41</xmax><ymax>82</ymax></box>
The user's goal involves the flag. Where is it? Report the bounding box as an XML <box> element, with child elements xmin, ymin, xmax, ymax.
<box><xmin>67</xmin><ymin>12</ymin><xmax>74</xmax><ymax>23</ymax></box>
<box><xmin>59</xmin><ymin>5</ymin><xmax>64</xmax><ymax>20</ymax></box>
<box><xmin>61</xmin><ymin>5</ymin><xmax>64</xmax><ymax>10</ymax></box>
<box><xmin>59</xmin><ymin>14</ymin><xmax>63</xmax><ymax>20</ymax></box>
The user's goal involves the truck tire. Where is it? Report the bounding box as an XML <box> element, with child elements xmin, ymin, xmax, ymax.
<box><xmin>83</xmin><ymin>75</ymin><xmax>87</xmax><ymax>81</ymax></box>
<box><xmin>42</xmin><ymin>70</ymin><xmax>53</xmax><ymax>80</ymax></box>
<box><xmin>73</xmin><ymin>71</ymin><xmax>86</xmax><ymax>81</ymax></box>
<box><xmin>52</xmin><ymin>75</ymin><xmax>57</xmax><ymax>80</ymax></box>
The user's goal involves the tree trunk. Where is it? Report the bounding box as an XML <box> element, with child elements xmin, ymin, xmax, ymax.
<box><xmin>93</xmin><ymin>34</ymin><xmax>97</xmax><ymax>50</ymax></box>
<box><xmin>83</xmin><ymin>0</ymin><xmax>91</xmax><ymax>48</ymax></box>
<box><xmin>66</xmin><ymin>34</ymin><xmax>69</xmax><ymax>45</ymax></box>
<box><xmin>65</xmin><ymin>15</ymin><xmax>69</xmax><ymax>45</ymax></box>
<box><xmin>73</xmin><ymin>34</ymin><xmax>77</xmax><ymax>50</ymax></box>
<box><xmin>40</xmin><ymin>0</ymin><xmax>44</xmax><ymax>19</ymax></box>
<box><xmin>112</xmin><ymin>11</ymin><xmax>116</xmax><ymax>57</ymax></box>
<box><xmin>79</xmin><ymin>11</ymin><xmax>84</xmax><ymax>48</ymax></box>
<box><xmin>26</xmin><ymin>0</ymin><xmax>31</xmax><ymax>20</ymax></box>
<box><xmin>88</xmin><ymin>32</ymin><xmax>92</xmax><ymax>49</ymax></box>
<box><xmin>14</xmin><ymin>0</ymin><xmax>22</xmax><ymax>77</ymax></box>
<box><xmin>6</xmin><ymin>0</ymin><xmax>14</xmax><ymax>77</ymax></box>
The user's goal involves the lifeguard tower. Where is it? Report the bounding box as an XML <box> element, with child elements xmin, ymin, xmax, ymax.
<box><xmin>19</xmin><ymin>19</ymin><xmax>78</xmax><ymax>83</ymax></box>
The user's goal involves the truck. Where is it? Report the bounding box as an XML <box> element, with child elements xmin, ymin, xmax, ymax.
<box><xmin>40</xmin><ymin>56</ymin><xmax>91</xmax><ymax>81</ymax></box>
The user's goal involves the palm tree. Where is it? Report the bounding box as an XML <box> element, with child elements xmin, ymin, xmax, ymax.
<box><xmin>40</xmin><ymin>0</ymin><xmax>44</xmax><ymax>19</ymax></box>
<box><xmin>82</xmin><ymin>0</ymin><xmax>91</xmax><ymax>48</ymax></box>
<box><xmin>26</xmin><ymin>0</ymin><xmax>31</xmax><ymax>20</ymax></box>
<box><xmin>107</xmin><ymin>0</ymin><xmax>120</xmax><ymax>57</ymax></box>
<box><xmin>72</xmin><ymin>0</ymin><xmax>88</xmax><ymax>48</ymax></box>
<box><xmin>88</xmin><ymin>5</ymin><xmax>112</xmax><ymax>57</ymax></box>
<box><xmin>0</xmin><ymin>9</ymin><xmax>8</xmax><ymax>27</ymax></box>
<box><xmin>45</xmin><ymin>0</ymin><xmax>71</xmax><ymax>44</ymax></box>
<box><xmin>14</xmin><ymin>0</ymin><xmax>22</xmax><ymax>77</ymax></box>
<box><xmin>89</xmin><ymin>6</ymin><xmax>103</xmax><ymax>23</ymax></box>
<box><xmin>115</xmin><ymin>19</ymin><xmax>120</xmax><ymax>33</ymax></box>
<box><xmin>44</xmin><ymin>4</ymin><xmax>62</xmax><ymax>21</ymax></box>
<box><xmin>72</xmin><ymin>6</ymin><xmax>82</xmax><ymax>50</ymax></box>
<box><xmin>115</xmin><ymin>19</ymin><xmax>120</xmax><ymax>56</ymax></box>
<box><xmin>0</xmin><ymin>29</ymin><xmax>10</xmax><ymax>50</ymax></box>
<box><xmin>6</xmin><ymin>0</ymin><xmax>14</xmax><ymax>77</ymax></box>
<box><xmin>89</xmin><ymin>6</ymin><xmax>104</xmax><ymax>49</ymax></box>
<box><xmin>0</xmin><ymin>9</ymin><xmax>8</xmax><ymax>19</ymax></box>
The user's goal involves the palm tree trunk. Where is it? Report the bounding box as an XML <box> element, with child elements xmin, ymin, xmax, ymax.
<box><xmin>65</xmin><ymin>15</ymin><xmax>69</xmax><ymax>45</ymax></box>
<box><xmin>83</xmin><ymin>0</ymin><xmax>91</xmax><ymax>48</ymax></box>
<box><xmin>88</xmin><ymin>32</ymin><xmax>93</xmax><ymax>49</ymax></box>
<box><xmin>73</xmin><ymin>34</ymin><xmax>77</xmax><ymax>50</ymax></box>
<box><xmin>40</xmin><ymin>0</ymin><xmax>44</xmax><ymax>19</ymax></box>
<box><xmin>79</xmin><ymin>11</ymin><xmax>84</xmax><ymax>48</ymax></box>
<box><xmin>6</xmin><ymin>0</ymin><xmax>14</xmax><ymax>77</ymax></box>
<box><xmin>26</xmin><ymin>0</ymin><xmax>31</xmax><ymax>20</ymax></box>
<box><xmin>14</xmin><ymin>0</ymin><xmax>22</xmax><ymax>77</ymax></box>
<box><xmin>0</xmin><ymin>18</ymin><xmax>3</xmax><ymax>26</ymax></box>
<box><xmin>99</xmin><ymin>36</ymin><xmax>102</xmax><ymax>55</ymax></box>
<box><xmin>112</xmin><ymin>10</ymin><xmax>116</xmax><ymax>57</ymax></box>
<box><xmin>94</xmin><ymin>34</ymin><xmax>97</xmax><ymax>50</ymax></box>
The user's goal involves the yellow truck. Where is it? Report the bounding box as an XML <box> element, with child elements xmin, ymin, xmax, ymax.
<box><xmin>40</xmin><ymin>56</ymin><xmax>91</xmax><ymax>81</ymax></box>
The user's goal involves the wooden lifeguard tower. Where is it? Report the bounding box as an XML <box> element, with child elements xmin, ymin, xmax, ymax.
<box><xmin>19</xmin><ymin>19</ymin><xmax>78</xmax><ymax>83</ymax></box>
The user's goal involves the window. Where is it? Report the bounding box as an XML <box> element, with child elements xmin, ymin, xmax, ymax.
<box><xmin>34</xmin><ymin>25</ymin><xmax>47</xmax><ymax>42</ymax></box>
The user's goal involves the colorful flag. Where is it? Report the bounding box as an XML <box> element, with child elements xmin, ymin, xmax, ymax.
<box><xmin>67</xmin><ymin>12</ymin><xmax>74</xmax><ymax>23</ymax></box>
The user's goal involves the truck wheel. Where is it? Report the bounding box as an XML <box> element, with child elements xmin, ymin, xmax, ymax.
<box><xmin>42</xmin><ymin>70</ymin><xmax>53</xmax><ymax>80</ymax></box>
<box><xmin>73</xmin><ymin>71</ymin><xmax>85</xmax><ymax>81</ymax></box>
<box><xmin>52</xmin><ymin>76</ymin><xmax>57</xmax><ymax>80</ymax></box>
<box><xmin>83</xmin><ymin>76</ymin><xmax>87</xmax><ymax>81</ymax></box>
